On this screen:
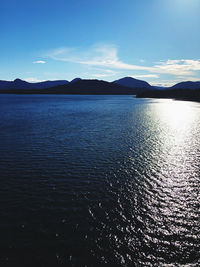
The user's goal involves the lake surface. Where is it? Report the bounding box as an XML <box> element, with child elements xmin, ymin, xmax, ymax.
<box><xmin>0</xmin><ymin>95</ymin><xmax>199</xmax><ymax>266</ymax></box>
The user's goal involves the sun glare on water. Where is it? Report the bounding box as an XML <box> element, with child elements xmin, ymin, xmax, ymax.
<box><xmin>156</xmin><ymin>100</ymin><xmax>196</xmax><ymax>130</ymax></box>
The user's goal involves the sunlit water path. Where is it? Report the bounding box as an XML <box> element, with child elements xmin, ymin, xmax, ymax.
<box><xmin>0</xmin><ymin>95</ymin><xmax>199</xmax><ymax>266</ymax></box>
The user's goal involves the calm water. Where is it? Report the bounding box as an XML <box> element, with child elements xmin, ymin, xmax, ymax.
<box><xmin>0</xmin><ymin>95</ymin><xmax>199</xmax><ymax>266</ymax></box>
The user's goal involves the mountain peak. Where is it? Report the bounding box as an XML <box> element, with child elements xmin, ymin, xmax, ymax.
<box><xmin>14</xmin><ymin>78</ymin><xmax>24</xmax><ymax>82</ymax></box>
<box><xmin>171</xmin><ymin>81</ymin><xmax>200</xmax><ymax>90</ymax></box>
<box><xmin>113</xmin><ymin>77</ymin><xmax>152</xmax><ymax>89</ymax></box>
<box><xmin>71</xmin><ymin>78</ymin><xmax>82</xmax><ymax>83</ymax></box>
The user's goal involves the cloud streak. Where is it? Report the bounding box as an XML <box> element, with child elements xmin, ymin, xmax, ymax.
<box><xmin>46</xmin><ymin>44</ymin><xmax>150</xmax><ymax>71</ymax></box>
<box><xmin>153</xmin><ymin>59</ymin><xmax>200</xmax><ymax>76</ymax></box>
<box><xmin>33</xmin><ymin>60</ymin><xmax>46</xmax><ymax>64</ymax></box>
<box><xmin>132</xmin><ymin>74</ymin><xmax>159</xmax><ymax>79</ymax></box>
<box><xmin>46</xmin><ymin>44</ymin><xmax>200</xmax><ymax>78</ymax></box>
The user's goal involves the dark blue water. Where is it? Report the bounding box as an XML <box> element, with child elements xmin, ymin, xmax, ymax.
<box><xmin>0</xmin><ymin>95</ymin><xmax>199</xmax><ymax>266</ymax></box>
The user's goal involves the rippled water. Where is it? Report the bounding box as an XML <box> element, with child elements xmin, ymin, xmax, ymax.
<box><xmin>0</xmin><ymin>95</ymin><xmax>199</xmax><ymax>266</ymax></box>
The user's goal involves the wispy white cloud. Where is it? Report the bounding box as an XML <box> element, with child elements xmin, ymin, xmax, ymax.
<box><xmin>152</xmin><ymin>59</ymin><xmax>200</xmax><ymax>76</ymax></box>
<box><xmin>91</xmin><ymin>73</ymin><xmax>113</xmax><ymax>78</ymax></box>
<box><xmin>45</xmin><ymin>44</ymin><xmax>200</xmax><ymax>78</ymax></box>
<box><xmin>132</xmin><ymin>74</ymin><xmax>159</xmax><ymax>79</ymax></box>
<box><xmin>24</xmin><ymin>77</ymin><xmax>44</xmax><ymax>83</ymax></box>
<box><xmin>89</xmin><ymin>68</ymin><xmax>118</xmax><ymax>78</ymax></box>
<box><xmin>176</xmin><ymin>76</ymin><xmax>200</xmax><ymax>80</ymax></box>
<box><xmin>46</xmin><ymin>44</ymin><xmax>150</xmax><ymax>71</ymax></box>
<box><xmin>102</xmin><ymin>69</ymin><xmax>117</xmax><ymax>74</ymax></box>
<box><xmin>33</xmin><ymin>60</ymin><xmax>46</xmax><ymax>64</ymax></box>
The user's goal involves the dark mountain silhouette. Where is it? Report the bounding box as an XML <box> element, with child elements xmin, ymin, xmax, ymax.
<box><xmin>40</xmin><ymin>79</ymin><xmax>139</xmax><ymax>94</ymax></box>
<box><xmin>136</xmin><ymin>80</ymin><xmax>200</xmax><ymax>102</ymax></box>
<box><xmin>136</xmin><ymin>88</ymin><xmax>200</xmax><ymax>102</ymax></box>
<box><xmin>36</xmin><ymin>80</ymin><xmax>69</xmax><ymax>88</ymax></box>
<box><xmin>171</xmin><ymin>81</ymin><xmax>200</xmax><ymax>90</ymax></box>
<box><xmin>0</xmin><ymin>79</ymin><xmax>140</xmax><ymax>95</ymax></box>
<box><xmin>1</xmin><ymin>77</ymin><xmax>200</xmax><ymax>99</ymax></box>
<box><xmin>154</xmin><ymin>86</ymin><xmax>167</xmax><ymax>90</ymax></box>
<box><xmin>113</xmin><ymin>77</ymin><xmax>152</xmax><ymax>90</ymax></box>
<box><xmin>0</xmin><ymin>78</ymin><xmax>69</xmax><ymax>90</ymax></box>
<box><xmin>70</xmin><ymin>78</ymin><xmax>82</xmax><ymax>83</ymax></box>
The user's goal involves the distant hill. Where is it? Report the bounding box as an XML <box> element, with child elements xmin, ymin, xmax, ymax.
<box><xmin>70</xmin><ymin>78</ymin><xmax>82</xmax><ymax>83</ymax></box>
<box><xmin>43</xmin><ymin>79</ymin><xmax>138</xmax><ymax>94</ymax></box>
<box><xmin>136</xmin><ymin>88</ymin><xmax>200</xmax><ymax>102</ymax></box>
<box><xmin>113</xmin><ymin>77</ymin><xmax>152</xmax><ymax>91</ymax></box>
<box><xmin>171</xmin><ymin>81</ymin><xmax>200</xmax><ymax>90</ymax></box>
<box><xmin>0</xmin><ymin>79</ymin><xmax>138</xmax><ymax>95</ymax></box>
<box><xmin>0</xmin><ymin>78</ymin><xmax>69</xmax><ymax>90</ymax></box>
<box><xmin>1</xmin><ymin>77</ymin><xmax>200</xmax><ymax>97</ymax></box>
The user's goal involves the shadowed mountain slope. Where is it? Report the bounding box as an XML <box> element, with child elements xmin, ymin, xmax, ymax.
<box><xmin>171</xmin><ymin>81</ymin><xmax>200</xmax><ymax>90</ymax></box>
<box><xmin>113</xmin><ymin>77</ymin><xmax>152</xmax><ymax>89</ymax></box>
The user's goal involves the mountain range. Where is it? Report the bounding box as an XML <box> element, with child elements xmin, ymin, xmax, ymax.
<box><xmin>0</xmin><ymin>78</ymin><xmax>69</xmax><ymax>90</ymax></box>
<box><xmin>0</xmin><ymin>77</ymin><xmax>153</xmax><ymax>94</ymax></box>
<box><xmin>136</xmin><ymin>81</ymin><xmax>200</xmax><ymax>102</ymax></box>
<box><xmin>0</xmin><ymin>77</ymin><xmax>200</xmax><ymax>95</ymax></box>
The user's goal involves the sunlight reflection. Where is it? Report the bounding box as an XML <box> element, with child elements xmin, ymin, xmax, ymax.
<box><xmin>156</xmin><ymin>99</ymin><xmax>196</xmax><ymax>130</ymax></box>
<box><xmin>152</xmin><ymin>99</ymin><xmax>199</xmax><ymax>192</ymax></box>
<box><xmin>144</xmin><ymin>100</ymin><xmax>200</xmax><ymax>239</ymax></box>
<box><xmin>151</xmin><ymin>99</ymin><xmax>199</xmax><ymax>187</ymax></box>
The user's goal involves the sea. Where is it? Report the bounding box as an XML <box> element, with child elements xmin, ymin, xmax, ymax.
<box><xmin>0</xmin><ymin>94</ymin><xmax>199</xmax><ymax>266</ymax></box>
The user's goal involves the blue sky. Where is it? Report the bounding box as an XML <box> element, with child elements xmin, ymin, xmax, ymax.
<box><xmin>1</xmin><ymin>0</ymin><xmax>200</xmax><ymax>86</ymax></box>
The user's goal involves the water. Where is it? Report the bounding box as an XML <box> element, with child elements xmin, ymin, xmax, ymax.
<box><xmin>0</xmin><ymin>94</ymin><xmax>199</xmax><ymax>266</ymax></box>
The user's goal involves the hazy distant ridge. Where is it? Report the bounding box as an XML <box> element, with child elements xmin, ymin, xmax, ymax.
<box><xmin>0</xmin><ymin>79</ymin><xmax>69</xmax><ymax>90</ymax></box>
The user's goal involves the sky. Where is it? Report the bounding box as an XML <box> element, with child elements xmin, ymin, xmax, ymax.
<box><xmin>0</xmin><ymin>0</ymin><xmax>200</xmax><ymax>86</ymax></box>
